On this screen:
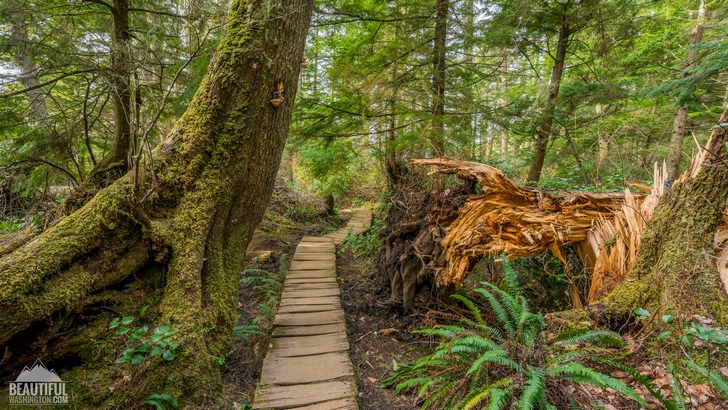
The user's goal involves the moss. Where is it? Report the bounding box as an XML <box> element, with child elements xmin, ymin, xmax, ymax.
<box><xmin>544</xmin><ymin>308</ymin><xmax>594</xmax><ymax>335</ymax></box>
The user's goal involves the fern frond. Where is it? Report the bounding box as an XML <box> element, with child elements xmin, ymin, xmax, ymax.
<box><xmin>547</xmin><ymin>362</ymin><xmax>648</xmax><ymax>406</ymax></box>
<box><xmin>421</xmin><ymin>377</ymin><xmax>457</xmax><ymax>409</ymax></box>
<box><xmin>684</xmin><ymin>358</ymin><xmax>728</xmax><ymax>399</ymax></box>
<box><xmin>459</xmin><ymin>378</ymin><xmax>513</xmax><ymax>410</ymax></box>
<box><xmin>594</xmin><ymin>358</ymin><xmax>674</xmax><ymax>409</ymax></box>
<box><xmin>474</xmin><ymin>287</ymin><xmax>515</xmax><ymax>336</ymax></box>
<box><xmin>520</xmin><ymin>367</ymin><xmax>546</xmax><ymax>410</ymax></box>
<box><xmin>459</xmin><ymin>318</ymin><xmax>505</xmax><ymax>341</ymax></box>
<box><xmin>414</xmin><ymin>325</ymin><xmax>466</xmax><ymax>339</ymax></box>
<box><xmin>482</xmin><ymin>282</ymin><xmax>522</xmax><ymax>326</ymax></box>
<box><xmin>466</xmin><ymin>349</ymin><xmax>508</xmax><ymax>375</ymax></box>
<box><xmin>487</xmin><ymin>387</ymin><xmax>511</xmax><ymax>410</ymax></box>
<box><xmin>451</xmin><ymin>334</ymin><xmax>499</xmax><ymax>350</ymax></box>
<box><xmin>501</xmin><ymin>256</ymin><xmax>521</xmax><ymax>296</ymax></box>
<box><xmin>667</xmin><ymin>366</ymin><xmax>687</xmax><ymax>410</ymax></box>
<box><xmin>553</xmin><ymin>329</ymin><xmax>624</xmax><ymax>348</ymax></box>
<box><xmin>451</xmin><ymin>293</ymin><xmax>484</xmax><ymax>324</ymax></box>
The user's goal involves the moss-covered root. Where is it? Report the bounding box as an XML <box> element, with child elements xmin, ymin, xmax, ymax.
<box><xmin>0</xmin><ymin>181</ymin><xmax>147</xmax><ymax>345</ymax></box>
<box><xmin>600</xmin><ymin>106</ymin><xmax>728</xmax><ymax>327</ymax></box>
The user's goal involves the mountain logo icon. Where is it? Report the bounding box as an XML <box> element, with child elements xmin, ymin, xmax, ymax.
<box><xmin>14</xmin><ymin>360</ymin><xmax>63</xmax><ymax>383</ymax></box>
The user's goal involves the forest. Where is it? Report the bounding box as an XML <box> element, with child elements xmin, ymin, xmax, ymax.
<box><xmin>0</xmin><ymin>0</ymin><xmax>727</xmax><ymax>408</ymax></box>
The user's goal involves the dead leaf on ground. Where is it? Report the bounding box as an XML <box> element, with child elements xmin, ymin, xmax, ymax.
<box><xmin>377</xmin><ymin>328</ymin><xmax>397</xmax><ymax>336</ymax></box>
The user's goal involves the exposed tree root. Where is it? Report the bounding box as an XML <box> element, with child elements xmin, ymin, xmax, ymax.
<box><xmin>377</xmin><ymin>171</ymin><xmax>472</xmax><ymax>311</ymax></box>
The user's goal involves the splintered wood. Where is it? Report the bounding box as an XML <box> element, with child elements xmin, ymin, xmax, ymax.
<box><xmin>414</xmin><ymin>158</ymin><xmax>728</xmax><ymax>303</ymax></box>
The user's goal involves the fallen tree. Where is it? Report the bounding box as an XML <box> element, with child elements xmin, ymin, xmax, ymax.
<box><xmin>380</xmin><ymin>108</ymin><xmax>728</xmax><ymax>322</ymax></box>
<box><xmin>0</xmin><ymin>0</ymin><xmax>313</xmax><ymax>406</ymax></box>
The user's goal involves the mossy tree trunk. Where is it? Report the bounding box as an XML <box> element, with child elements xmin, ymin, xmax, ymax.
<box><xmin>602</xmin><ymin>106</ymin><xmax>728</xmax><ymax>326</ymax></box>
<box><xmin>0</xmin><ymin>0</ymin><xmax>313</xmax><ymax>404</ymax></box>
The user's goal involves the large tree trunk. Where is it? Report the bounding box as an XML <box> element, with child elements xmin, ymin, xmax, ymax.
<box><xmin>665</xmin><ymin>0</ymin><xmax>706</xmax><ymax>182</ymax></box>
<box><xmin>9</xmin><ymin>21</ymin><xmax>49</xmax><ymax>125</ymax></box>
<box><xmin>527</xmin><ymin>20</ymin><xmax>569</xmax><ymax>182</ymax></box>
<box><xmin>602</xmin><ymin>105</ymin><xmax>728</xmax><ymax>325</ymax></box>
<box><xmin>0</xmin><ymin>0</ymin><xmax>313</xmax><ymax>405</ymax></box>
<box><xmin>431</xmin><ymin>0</ymin><xmax>448</xmax><ymax>157</ymax></box>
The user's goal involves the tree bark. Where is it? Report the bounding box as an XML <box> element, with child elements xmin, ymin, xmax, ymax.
<box><xmin>666</xmin><ymin>0</ymin><xmax>706</xmax><ymax>182</ymax></box>
<box><xmin>527</xmin><ymin>20</ymin><xmax>570</xmax><ymax>182</ymax></box>
<box><xmin>385</xmin><ymin>23</ymin><xmax>402</xmax><ymax>185</ymax></box>
<box><xmin>596</xmin><ymin>103</ymin><xmax>608</xmax><ymax>165</ymax></box>
<box><xmin>9</xmin><ymin>22</ymin><xmax>49</xmax><ymax>125</ymax></box>
<box><xmin>431</xmin><ymin>0</ymin><xmax>448</xmax><ymax>157</ymax></box>
<box><xmin>499</xmin><ymin>51</ymin><xmax>509</xmax><ymax>161</ymax></box>
<box><xmin>603</xmin><ymin>105</ymin><xmax>728</xmax><ymax>325</ymax></box>
<box><xmin>0</xmin><ymin>0</ymin><xmax>313</xmax><ymax>405</ymax></box>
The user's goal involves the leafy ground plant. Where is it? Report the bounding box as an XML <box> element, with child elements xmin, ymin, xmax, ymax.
<box><xmin>144</xmin><ymin>393</ymin><xmax>179</xmax><ymax>410</ymax></box>
<box><xmin>630</xmin><ymin>308</ymin><xmax>728</xmax><ymax>408</ymax></box>
<box><xmin>109</xmin><ymin>316</ymin><xmax>179</xmax><ymax>365</ymax></box>
<box><xmin>234</xmin><ymin>257</ymin><xmax>286</xmax><ymax>340</ymax></box>
<box><xmin>384</xmin><ymin>260</ymin><xmax>647</xmax><ymax>409</ymax></box>
<box><xmin>340</xmin><ymin>215</ymin><xmax>382</xmax><ymax>258</ymax></box>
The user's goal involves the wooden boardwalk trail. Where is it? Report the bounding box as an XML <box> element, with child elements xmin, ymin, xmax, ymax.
<box><xmin>253</xmin><ymin>209</ymin><xmax>372</xmax><ymax>409</ymax></box>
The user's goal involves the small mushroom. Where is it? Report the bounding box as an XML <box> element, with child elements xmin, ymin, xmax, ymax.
<box><xmin>270</xmin><ymin>81</ymin><xmax>285</xmax><ymax>107</ymax></box>
<box><xmin>300</xmin><ymin>57</ymin><xmax>310</xmax><ymax>69</ymax></box>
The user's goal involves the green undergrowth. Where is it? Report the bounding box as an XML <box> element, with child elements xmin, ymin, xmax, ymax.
<box><xmin>627</xmin><ymin>308</ymin><xmax>728</xmax><ymax>408</ymax></box>
<box><xmin>383</xmin><ymin>258</ymin><xmax>647</xmax><ymax>409</ymax></box>
<box><xmin>340</xmin><ymin>214</ymin><xmax>383</xmax><ymax>259</ymax></box>
<box><xmin>234</xmin><ymin>255</ymin><xmax>287</xmax><ymax>342</ymax></box>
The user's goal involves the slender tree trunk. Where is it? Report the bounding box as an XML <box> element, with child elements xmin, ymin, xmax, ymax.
<box><xmin>431</xmin><ymin>0</ymin><xmax>448</xmax><ymax>157</ymax></box>
<box><xmin>9</xmin><ymin>22</ymin><xmax>49</xmax><ymax>124</ymax></box>
<box><xmin>666</xmin><ymin>0</ymin><xmax>706</xmax><ymax>182</ymax></box>
<box><xmin>603</xmin><ymin>105</ymin><xmax>728</xmax><ymax>326</ymax></box>
<box><xmin>385</xmin><ymin>25</ymin><xmax>401</xmax><ymax>185</ymax></box>
<box><xmin>527</xmin><ymin>21</ymin><xmax>570</xmax><ymax>182</ymax></box>
<box><xmin>65</xmin><ymin>0</ymin><xmax>134</xmax><ymax>210</ymax></box>
<box><xmin>499</xmin><ymin>51</ymin><xmax>509</xmax><ymax>160</ymax></box>
<box><xmin>0</xmin><ymin>0</ymin><xmax>313</xmax><ymax>405</ymax></box>
<box><xmin>105</xmin><ymin>0</ymin><xmax>133</xmax><ymax>169</ymax></box>
<box><xmin>596</xmin><ymin>103</ymin><xmax>608</xmax><ymax>165</ymax></box>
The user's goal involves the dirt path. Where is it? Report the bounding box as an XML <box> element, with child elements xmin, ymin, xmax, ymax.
<box><xmin>253</xmin><ymin>210</ymin><xmax>372</xmax><ymax>409</ymax></box>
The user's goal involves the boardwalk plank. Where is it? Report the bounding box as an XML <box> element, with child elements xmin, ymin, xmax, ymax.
<box><xmin>260</xmin><ymin>352</ymin><xmax>353</xmax><ymax>385</ymax></box>
<box><xmin>269</xmin><ymin>333</ymin><xmax>349</xmax><ymax>357</ymax></box>
<box><xmin>274</xmin><ymin>311</ymin><xmax>345</xmax><ymax>326</ymax></box>
<box><xmin>253</xmin><ymin>381</ymin><xmax>356</xmax><ymax>409</ymax></box>
<box><xmin>272</xmin><ymin>323</ymin><xmax>345</xmax><ymax>337</ymax></box>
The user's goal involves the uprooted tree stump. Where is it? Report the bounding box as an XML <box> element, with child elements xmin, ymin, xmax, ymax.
<box><xmin>601</xmin><ymin>108</ymin><xmax>728</xmax><ymax>325</ymax></box>
<box><xmin>376</xmin><ymin>172</ymin><xmax>472</xmax><ymax>311</ymax></box>
<box><xmin>378</xmin><ymin>118</ymin><xmax>728</xmax><ymax>319</ymax></box>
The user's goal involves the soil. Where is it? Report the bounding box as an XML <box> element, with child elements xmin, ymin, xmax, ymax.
<box><xmin>338</xmin><ymin>249</ymin><xmax>434</xmax><ymax>410</ymax></box>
